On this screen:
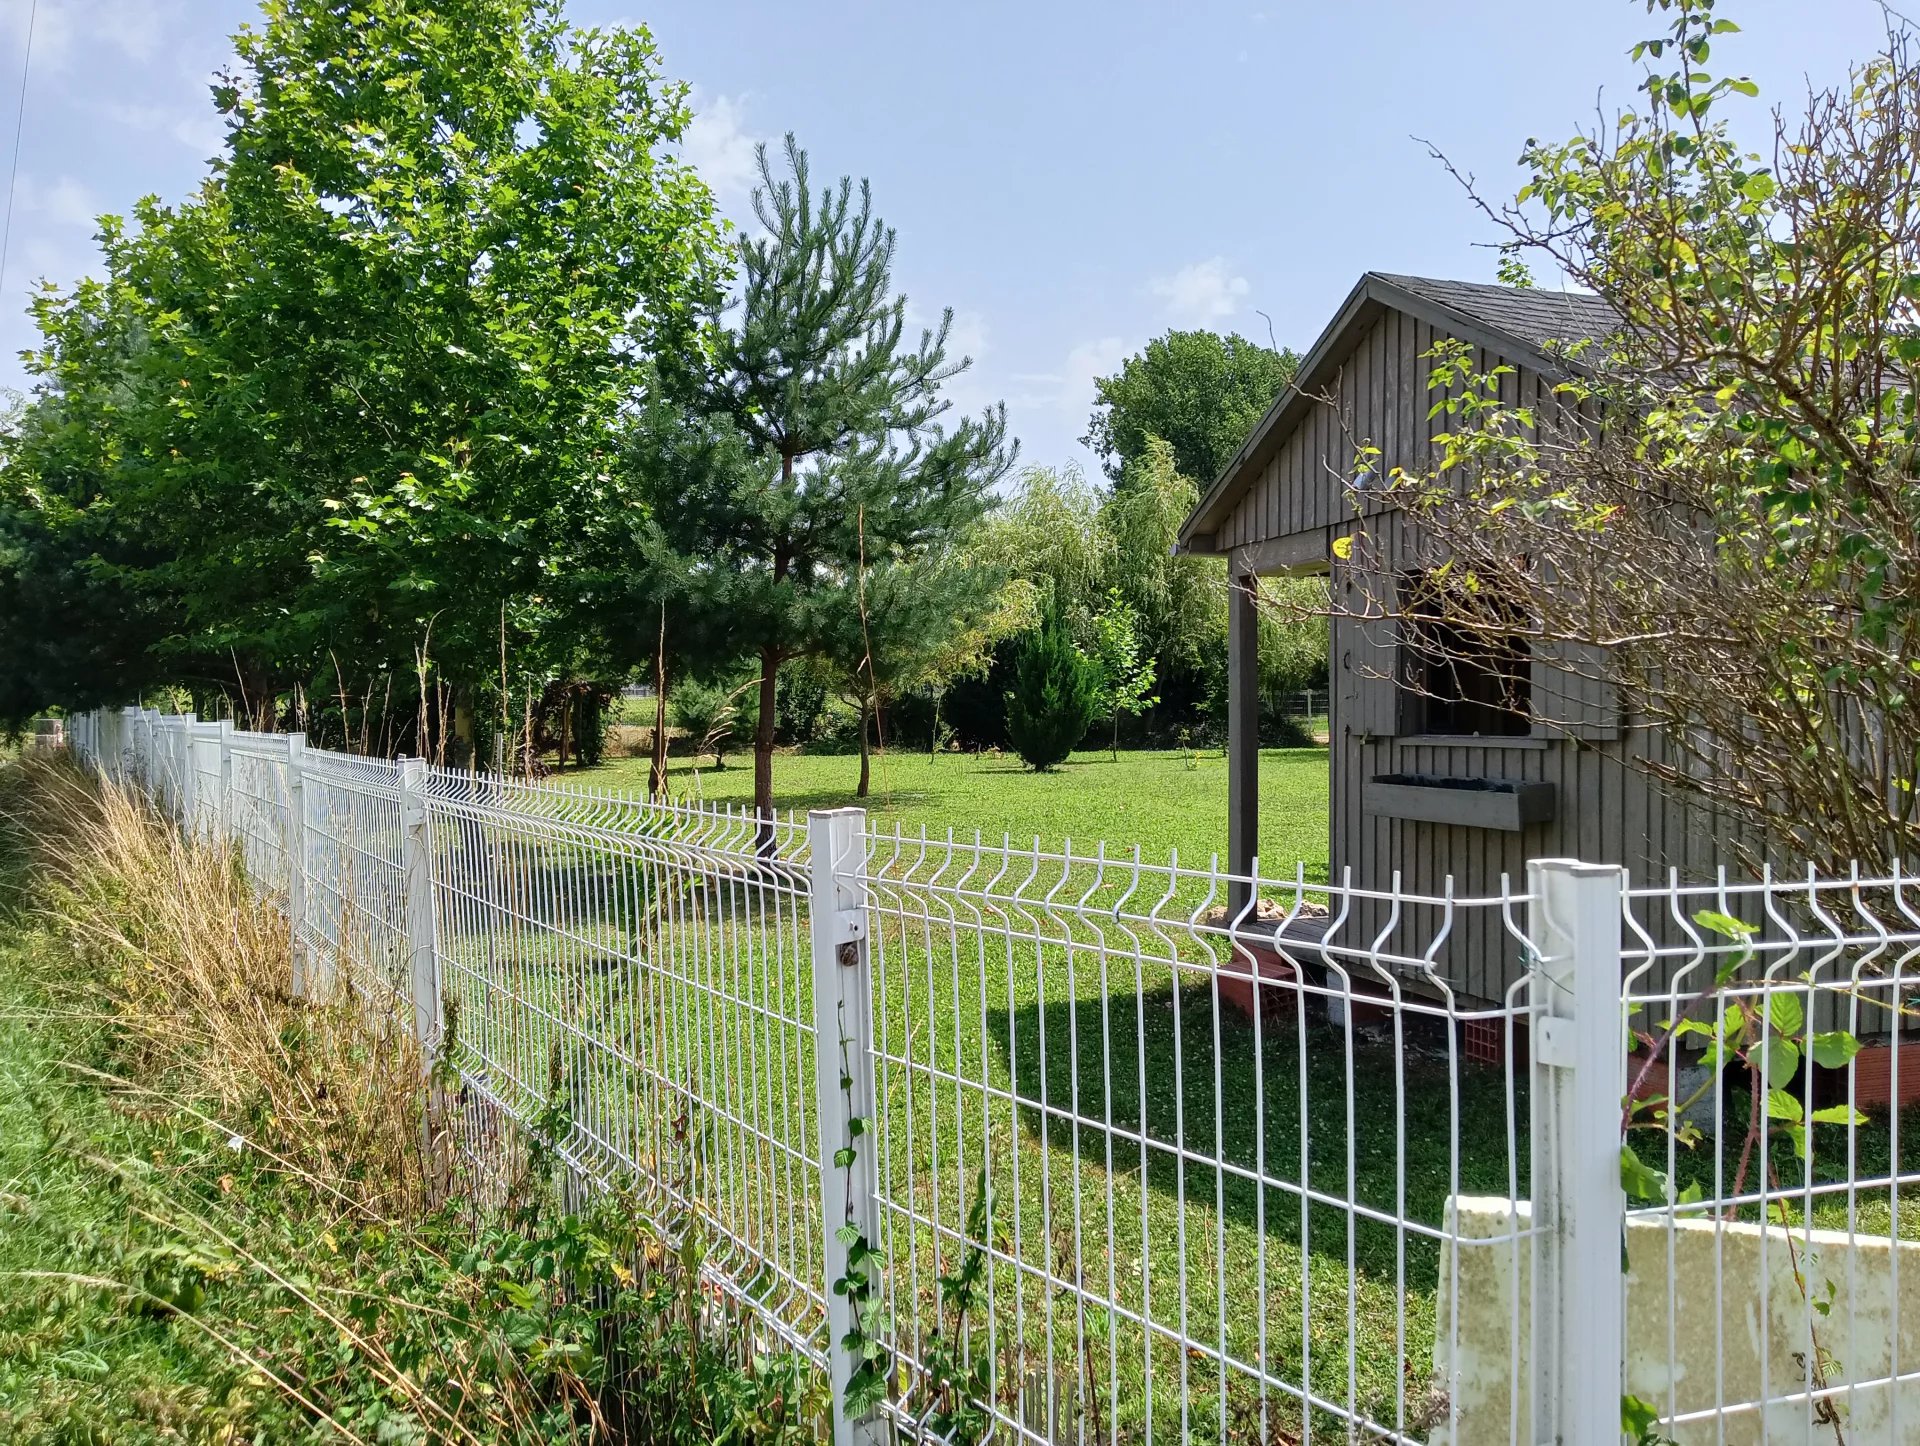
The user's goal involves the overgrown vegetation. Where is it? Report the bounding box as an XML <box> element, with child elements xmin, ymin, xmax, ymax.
<box><xmin>0</xmin><ymin>754</ymin><xmax>824</xmax><ymax>1441</ymax></box>
<box><xmin>1345</xmin><ymin>0</ymin><xmax>1920</xmax><ymax>869</ymax></box>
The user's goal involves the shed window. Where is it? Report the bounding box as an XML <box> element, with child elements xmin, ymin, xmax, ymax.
<box><xmin>1397</xmin><ymin>574</ymin><xmax>1531</xmax><ymax>738</ymax></box>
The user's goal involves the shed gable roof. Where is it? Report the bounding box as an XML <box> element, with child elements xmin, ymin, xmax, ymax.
<box><xmin>1177</xmin><ymin>271</ymin><xmax>1617</xmax><ymax>551</ymax></box>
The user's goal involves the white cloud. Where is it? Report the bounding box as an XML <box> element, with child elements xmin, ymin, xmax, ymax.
<box><xmin>85</xmin><ymin>0</ymin><xmax>173</xmax><ymax>63</ymax></box>
<box><xmin>1061</xmin><ymin>337</ymin><xmax>1125</xmax><ymax>410</ymax></box>
<box><xmin>7</xmin><ymin>232</ymin><xmax>103</xmax><ymax>295</ymax></box>
<box><xmin>1008</xmin><ymin>336</ymin><xmax>1124</xmax><ymax>420</ymax></box>
<box><xmin>104</xmin><ymin>100</ymin><xmax>227</xmax><ymax>159</ymax></box>
<box><xmin>1148</xmin><ymin>256</ymin><xmax>1251</xmax><ymax>324</ymax></box>
<box><xmin>19</xmin><ymin>0</ymin><xmax>178</xmax><ymax>70</ymax></box>
<box><xmin>682</xmin><ymin>90</ymin><xmax>761</xmax><ymax>205</ymax></box>
<box><xmin>14</xmin><ymin>174</ymin><xmax>101</xmax><ymax>229</ymax></box>
<box><xmin>942</xmin><ymin>307</ymin><xmax>989</xmax><ymax>365</ymax></box>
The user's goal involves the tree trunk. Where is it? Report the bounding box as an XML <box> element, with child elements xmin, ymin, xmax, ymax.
<box><xmin>754</xmin><ymin>645</ymin><xmax>779</xmax><ymax>843</ymax></box>
<box><xmin>755</xmin><ymin>461</ymin><xmax>796</xmax><ymax>850</ymax></box>
<box><xmin>650</xmin><ymin>654</ymin><xmax>669</xmax><ymax>799</ymax></box>
<box><xmin>857</xmin><ymin>697</ymin><xmax>872</xmax><ymax>798</ymax></box>
<box><xmin>557</xmin><ymin>693</ymin><xmax>571</xmax><ymax>771</ymax></box>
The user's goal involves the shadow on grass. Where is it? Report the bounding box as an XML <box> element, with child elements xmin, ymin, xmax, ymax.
<box><xmin>985</xmin><ymin>979</ymin><xmax>1529</xmax><ymax>1284</ymax></box>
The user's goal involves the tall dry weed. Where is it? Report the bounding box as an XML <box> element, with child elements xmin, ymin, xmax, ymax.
<box><xmin>0</xmin><ymin>753</ymin><xmax>428</xmax><ymax>1217</ymax></box>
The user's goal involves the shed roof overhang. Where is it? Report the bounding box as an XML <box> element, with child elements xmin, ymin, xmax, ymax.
<box><xmin>1175</xmin><ymin>271</ymin><xmax>1603</xmax><ymax>557</ymax></box>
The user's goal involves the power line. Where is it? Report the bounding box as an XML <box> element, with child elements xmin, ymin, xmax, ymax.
<box><xmin>0</xmin><ymin>0</ymin><xmax>40</xmax><ymax>305</ymax></box>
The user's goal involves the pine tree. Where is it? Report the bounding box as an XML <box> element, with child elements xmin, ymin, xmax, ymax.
<box><xmin>1004</xmin><ymin>607</ymin><xmax>1100</xmax><ymax>772</ymax></box>
<box><xmin>669</xmin><ymin>136</ymin><xmax>1013</xmax><ymax>829</ymax></box>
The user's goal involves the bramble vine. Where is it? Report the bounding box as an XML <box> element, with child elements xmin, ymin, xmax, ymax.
<box><xmin>922</xmin><ymin>1165</ymin><xmax>996</xmax><ymax>1445</ymax></box>
<box><xmin>828</xmin><ymin>985</ymin><xmax>891</xmax><ymax>1419</ymax></box>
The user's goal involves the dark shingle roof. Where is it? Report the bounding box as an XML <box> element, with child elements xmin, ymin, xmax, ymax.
<box><xmin>1177</xmin><ymin>270</ymin><xmax>1624</xmax><ymax>549</ymax></box>
<box><xmin>1372</xmin><ymin>273</ymin><xmax>1618</xmax><ymax>355</ymax></box>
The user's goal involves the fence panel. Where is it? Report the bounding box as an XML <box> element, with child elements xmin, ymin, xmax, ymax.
<box><xmin>57</xmin><ymin>707</ymin><xmax>1920</xmax><ymax>1445</ymax></box>
<box><xmin>419</xmin><ymin>768</ymin><xmax>831</xmax><ymax>1359</ymax></box>
<box><xmin>850</xmin><ymin>832</ymin><xmax>1539</xmax><ymax>1445</ymax></box>
<box><xmin>1612</xmin><ymin>869</ymin><xmax>1920</xmax><ymax>1446</ymax></box>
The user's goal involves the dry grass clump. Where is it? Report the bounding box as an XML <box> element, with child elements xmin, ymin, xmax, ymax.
<box><xmin>0</xmin><ymin>753</ymin><xmax>829</xmax><ymax>1443</ymax></box>
<box><xmin>0</xmin><ymin>752</ymin><xmax>428</xmax><ymax>1217</ymax></box>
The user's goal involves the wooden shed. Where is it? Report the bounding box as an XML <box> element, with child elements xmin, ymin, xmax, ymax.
<box><xmin>1177</xmin><ymin>272</ymin><xmax>1723</xmax><ymax>1009</ymax></box>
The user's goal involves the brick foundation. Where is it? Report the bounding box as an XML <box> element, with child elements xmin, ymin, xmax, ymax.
<box><xmin>1850</xmin><ymin>1041</ymin><xmax>1920</xmax><ymax>1109</ymax></box>
<box><xmin>1212</xmin><ymin>942</ymin><xmax>1304</xmax><ymax>1023</ymax></box>
<box><xmin>1462</xmin><ymin>1016</ymin><xmax>1528</xmax><ymax>1068</ymax></box>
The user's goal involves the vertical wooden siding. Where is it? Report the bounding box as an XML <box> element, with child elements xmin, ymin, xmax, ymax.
<box><xmin>1217</xmin><ymin>308</ymin><xmax>1726</xmax><ymax>1006</ymax></box>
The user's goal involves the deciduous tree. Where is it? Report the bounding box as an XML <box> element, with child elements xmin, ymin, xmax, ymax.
<box><xmin>1084</xmin><ymin>330</ymin><xmax>1299</xmax><ymax>488</ymax></box>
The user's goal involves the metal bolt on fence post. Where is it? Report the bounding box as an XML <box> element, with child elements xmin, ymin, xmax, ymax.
<box><xmin>398</xmin><ymin>757</ymin><xmax>442</xmax><ymax>1073</ymax></box>
<box><xmin>285</xmin><ymin>733</ymin><xmax>311</xmax><ymax>1000</ymax></box>
<box><xmin>808</xmin><ymin>807</ymin><xmax>886</xmax><ymax>1446</ymax></box>
<box><xmin>1525</xmin><ymin>859</ymin><xmax>1628</xmax><ymax>1446</ymax></box>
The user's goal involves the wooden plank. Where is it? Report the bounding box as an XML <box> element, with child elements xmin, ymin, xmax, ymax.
<box><xmin>1230</xmin><ymin>529</ymin><xmax>1330</xmax><ymax>576</ymax></box>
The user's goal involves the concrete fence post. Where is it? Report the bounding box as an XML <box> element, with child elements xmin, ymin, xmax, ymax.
<box><xmin>398</xmin><ymin>758</ymin><xmax>442</xmax><ymax>1072</ymax></box>
<box><xmin>808</xmin><ymin>807</ymin><xmax>885</xmax><ymax>1446</ymax></box>
<box><xmin>1526</xmin><ymin>859</ymin><xmax>1629</xmax><ymax>1446</ymax></box>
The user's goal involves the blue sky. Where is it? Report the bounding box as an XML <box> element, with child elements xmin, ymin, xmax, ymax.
<box><xmin>0</xmin><ymin>0</ymin><xmax>1894</xmax><ymax>474</ymax></box>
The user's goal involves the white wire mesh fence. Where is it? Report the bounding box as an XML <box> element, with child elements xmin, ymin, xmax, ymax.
<box><xmin>62</xmin><ymin>705</ymin><xmax>1920</xmax><ymax>1446</ymax></box>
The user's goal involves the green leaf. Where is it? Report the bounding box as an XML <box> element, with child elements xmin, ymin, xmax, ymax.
<box><xmin>1767</xmin><ymin>992</ymin><xmax>1804</xmax><ymax>1038</ymax></box>
<box><xmin>499</xmin><ymin>1309</ymin><xmax>543</xmax><ymax>1351</ymax></box>
<box><xmin>1766</xmin><ymin>1088</ymin><xmax>1803</xmax><ymax>1124</ymax></box>
<box><xmin>832</xmin><ymin>1147</ymin><xmax>857</xmax><ymax>1169</ymax></box>
<box><xmin>1622</xmin><ymin>1392</ymin><xmax>1663</xmax><ymax>1442</ymax></box>
<box><xmin>1620</xmin><ymin>1145</ymin><xmax>1669</xmax><ymax>1203</ymax></box>
<box><xmin>1693</xmin><ymin>909</ymin><xmax>1756</xmax><ymax>940</ymax></box>
<box><xmin>1810</xmin><ymin>1032</ymin><xmax>1862</xmax><ymax>1070</ymax></box>
<box><xmin>1761</xmin><ymin>1037</ymin><xmax>1800</xmax><ymax>1084</ymax></box>
<box><xmin>1809</xmin><ymin>1104</ymin><xmax>1867</xmax><ymax>1127</ymax></box>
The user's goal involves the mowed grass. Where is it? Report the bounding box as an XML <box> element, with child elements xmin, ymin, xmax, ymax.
<box><xmin>577</xmin><ymin>746</ymin><xmax>1333</xmax><ymax>880</ymax></box>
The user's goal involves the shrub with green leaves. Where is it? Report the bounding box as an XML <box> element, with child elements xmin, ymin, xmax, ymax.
<box><xmin>1003</xmin><ymin>608</ymin><xmax>1099</xmax><ymax>771</ymax></box>
<box><xmin>670</xmin><ymin>678</ymin><xmax>755</xmax><ymax>767</ymax></box>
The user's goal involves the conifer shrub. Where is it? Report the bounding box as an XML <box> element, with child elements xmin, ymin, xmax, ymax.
<box><xmin>1003</xmin><ymin>610</ymin><xmax>1099</xmax><ymax>771</ymax></box>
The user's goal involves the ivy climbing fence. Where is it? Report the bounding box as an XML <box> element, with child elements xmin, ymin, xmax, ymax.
<box><xmin>67</xmin><ymin>705</ymin><xmax>1920</xmax><ymax>1446</ymax></box>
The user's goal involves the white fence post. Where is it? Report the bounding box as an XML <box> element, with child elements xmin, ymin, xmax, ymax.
<box><xmin>216</xmin><ymin>720</ymin><xmax>235</xmax><ymax>843</ymax></box>
<box><xmin>398</xmin><ymin>758</ymin><xmax>441</xmax><ymax>1070</ymax></box>
<box><xmin>1526</xmin><ymin>859</ymin><xmax>1628</xmax><ymax>1446</ymax></box>
<box><xmin>808</xmin><ymin>807</ymin><xmax>885</xmax><ymax>1446</ymax></box>
<box><xmin>285</xmin><ymin>732</ymin><xmax>311</xmax><ymax>999</ymax></box>
<box><xmin>177</xmin><ymin>714</ymin><xmax>197</xmax><ymax>828</ymax></box>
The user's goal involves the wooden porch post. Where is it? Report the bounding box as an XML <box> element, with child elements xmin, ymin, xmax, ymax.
<box><xmin>1227</xmin><ymin>572</ymin><xmax>1259</xmax><ymax>913</ymax></box>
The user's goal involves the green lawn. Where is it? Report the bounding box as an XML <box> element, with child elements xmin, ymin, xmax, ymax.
<box><xmin>574</xmin><ymin>746</ymin><xmax>1332</xmax><ymax>880</ymax></box>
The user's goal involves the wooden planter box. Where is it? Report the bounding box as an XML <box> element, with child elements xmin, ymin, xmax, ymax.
<box><xmin>1363</xmin><ymin>773</ymin><xmax>1556</xmax><ymax>832</ymax></box>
